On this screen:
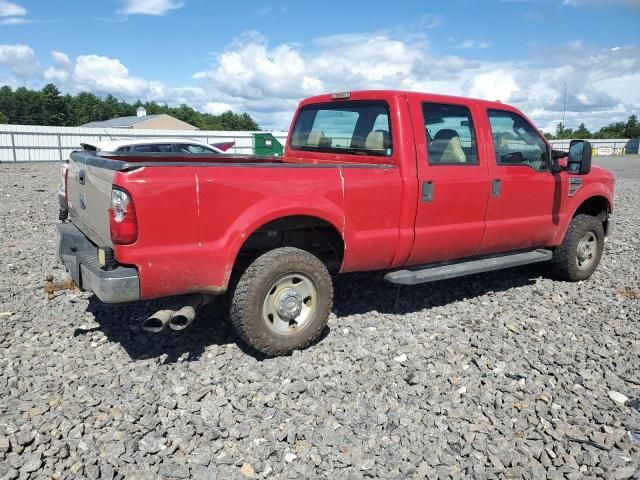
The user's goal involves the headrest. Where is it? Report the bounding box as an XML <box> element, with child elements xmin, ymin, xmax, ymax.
<box><xmin>433</xmin><ymin>129</ymin><xmax>459</xmax><ymax>141</ymax></box>
<box><xmin>306</xmin><ymin>130</ymin><xmax>324</xmax><ymax>146</ymax></box>
<box><xmin>365</xmin><ymin>130</ymin><xmax>390</xmax><ymax>151</ymax></box>
<box><xmin>441</xmin><ymin>136</ymin><xmax>466</xmax><ymax>163</ymax></box>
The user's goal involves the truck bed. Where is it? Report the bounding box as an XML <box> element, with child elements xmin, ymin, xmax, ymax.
<box><xmin>65</xmin><ymin>150</ymin><xmax>404</xmax><ymax>299</ymax></box>
<box><xmin>80</xmin><ymin>151</ymin><xmax>394</xmax><ymax>171</ymax></box>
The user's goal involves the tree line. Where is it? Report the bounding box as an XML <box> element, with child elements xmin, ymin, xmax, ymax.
<box><xmin>0</xmin><ymin>84</ymin><xmax>259</xmax><ymax>131</ymax></box>
<box><xmin>545</xmin><ymin>115</ymin><xmax>640</xmax><ymax>140</ymax></box>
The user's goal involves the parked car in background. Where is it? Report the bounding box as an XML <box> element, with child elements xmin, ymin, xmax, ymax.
<box><xmin>57</xmin><ymin>138</ymin><xmax>235</xmax><ymax>214</ymax></box>
<box><xmin>79</xmin><ymin>138</ymin><xmax>234</xmax><ymax>154</ymax></box>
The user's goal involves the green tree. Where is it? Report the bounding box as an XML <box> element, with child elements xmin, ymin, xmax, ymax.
<box><xmin>624</xmin><ymin>114</ymin><xmax>640</xmax><ymax>138</ymax></box>
<box><xmin>555</xmin><ymin>122</ymin><xmax>574</xmax><ymax>140</ymax></box>
<box><xmin>41</xmin><ymin>84</ymin><xmax>67</xmax><ymax>125</ymax></box>
<box><xmin>0</xmin><ymin>111</ymin><xmax>7</xmax><ymax>123</ymax></box>
<box><xmin>573</xmin><ymin>123</ymin><xmax>591</xmax><ymax>139</ymax></box>
<box><xmin>0</xmin><ymin>83</ymin><xmax>259</xmax><ymax>129</ymax></box>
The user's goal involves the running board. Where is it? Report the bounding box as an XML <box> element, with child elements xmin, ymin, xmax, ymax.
<box><xmin>384</xmin><ymin>249</ymin><xmax>553</xmax><ymax>285</ymax></box>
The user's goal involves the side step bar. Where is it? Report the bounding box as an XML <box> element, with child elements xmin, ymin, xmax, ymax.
<box><xmin>384</xmin><ymin>249</ymin><xmax>553</xmax><ymax>286</ymax></box>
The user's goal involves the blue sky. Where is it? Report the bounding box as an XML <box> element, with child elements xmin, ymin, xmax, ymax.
<box><xmin>0</xmin><ymin>0</ymin><xmax>639</xmax><ymax>130</ymax></box>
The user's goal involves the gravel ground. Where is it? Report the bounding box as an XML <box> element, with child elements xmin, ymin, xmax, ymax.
<box><xmin>1</xmin><ymin>159</ymin><xmax>639</xmax><ymax>479</ymax></box>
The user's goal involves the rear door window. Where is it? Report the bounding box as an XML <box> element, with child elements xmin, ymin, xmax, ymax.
<box><xmin>423</xmin><ymin>103</ymin><xmax>478</xmax><ymax>165</ymax></box>
<box><xmin>290</xmin><ymin>101</ymin><xmax>392</xmax><ymax>157</ymax></box>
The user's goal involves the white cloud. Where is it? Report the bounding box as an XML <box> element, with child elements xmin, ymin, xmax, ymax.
<box><xmin>467</xmin><ymin>69</ymin><xmax>519</xmax><ymax>101</ymax></box>
<box><xmin>0</xmin><ymin>16</ymin><xmax>28</xmax><ymax>24</ymax></box>
<box><xmin>51</xmin><ymin>50</ymin><xmax>70</xmax><ymax>67</ymax></box>
<box><xmin>203</xmin><ymin>102</ymin><xmax>234</xmax><ymax>115</ymax></box>
<box><xmin>0</xmin><ymin>44</ymin><xmax>38</xmax><ymax>77</ymax></box>
<box><xmin>194</xmin><ymin>41</ymin><xmax>323</xmax><ymax>100</ymax></box>
<box><xmin>42</xmin><ymin>51</ymin><xmax>174</xmax><ymax>101</ymax></box>
<box><xmin>456</xmin><ymin>40</ymin><xmax>491</xmax><ymax>49</ymax></box>
<box><xmin>1</xmin><ymin>33</ymin><xmax>638</xmax><ymax>133</ymax></box>
<box><xmin>0</xmin><ymin>0</ymin><xmax>25</xmax><ymax>17</ymax></box>
<box><xmin>414</xmin><ymin>14</ymin><xmax>443</xmax><ymax>29</ymax></box>
<box><xmin>563</xmin><ymin>0</ymin><xmax>640</xmax><ymax>7</ymax></box>
<box><xmin>119</xmin><ymin>0</ymin><xmax>184</xmax><ymax>16</ymax></box>
<box><xmin>191</xmin><ymin>33</ymin><xmax>639</xmax><ymax>131</ymax></box>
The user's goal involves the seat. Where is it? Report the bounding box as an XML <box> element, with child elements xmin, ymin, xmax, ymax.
<box><xmin>306</xmin><ymin>130</ymin><xmax>325</xmax><ymax>147</ymax></box>
<box><xmin>364</xmin><ymin>130</ymin><xmax>390</xmax><ymax>151</ymax></box>
<box><xmin>430</xmin><ymin>129</ymin><xmax>466</xmax><ymax>163</ymax></box>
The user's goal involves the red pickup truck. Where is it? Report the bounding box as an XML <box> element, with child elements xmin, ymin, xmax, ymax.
<box><xmin>56</xmin><ymin>90</ymin><xmax>615</xmax><ymax>355</ymax></box>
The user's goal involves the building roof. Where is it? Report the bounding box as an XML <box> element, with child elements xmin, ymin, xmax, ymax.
<box><xmin>81</xmin><ymin>114</ymin><xmax>165</xmax><ymax>128</ymax></box>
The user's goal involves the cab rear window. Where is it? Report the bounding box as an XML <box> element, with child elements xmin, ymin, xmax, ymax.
<box><xmin>290</xmin><ymin>101</ymin><xmax>392</xmax><ymax>157</ymax></box>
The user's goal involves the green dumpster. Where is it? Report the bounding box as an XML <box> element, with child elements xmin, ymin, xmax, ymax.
<box><xmin>254</xmin><ymin>133</ymin><xmax>284</xmax><ymax>156</ymax></box>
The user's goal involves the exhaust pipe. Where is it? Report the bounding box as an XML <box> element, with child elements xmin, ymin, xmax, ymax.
<box><xmin>141</xmin><ymin>309</ymin><xmax>174</xmax><ymax>333</ymax></box>
<box><xmin>168</xmin><ymin>294</ymin><xmax>211</xmax><ymax>331</ymax></box>
<box><xmin>142</xmin><ymin>294</ymin><xmax>213</xmax><ymax>333</ymax></box>
<box><xmin>167</xmin><ymin>305</ymin><xmax>196</xmax><ymax>331</ymax></box>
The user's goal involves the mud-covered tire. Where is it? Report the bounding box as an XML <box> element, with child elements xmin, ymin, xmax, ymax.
<box><xmin>550</xmin><ymin>214</ymin><xmax>604</xmax><ymax>281</ymax></box>
<box><xmin>229</xmin><ymin>247</ymin><xmax>333</xmax><ymax>356</ymax></box>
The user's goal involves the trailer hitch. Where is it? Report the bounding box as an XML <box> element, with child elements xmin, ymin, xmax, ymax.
<box><xmin>44</xmin><ymin>275</ymin><xmax>76</xmax><ymax>300</ymax></box>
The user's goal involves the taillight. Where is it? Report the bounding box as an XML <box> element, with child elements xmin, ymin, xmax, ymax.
<box><xmin>109</xmin><ymin>187</ymin><xmax>138</xmax><ymax>244</ymax></box>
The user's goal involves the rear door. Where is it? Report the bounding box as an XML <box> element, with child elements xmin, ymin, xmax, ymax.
<box><xmin>407</xmin><ymin>98</ymin><xmax>490</xmax><ymax>265</ymax></box>
<box><xmin>476</xmin><ymin>108</ymin><xmax>560</xmax><ymax>255</ymax></box>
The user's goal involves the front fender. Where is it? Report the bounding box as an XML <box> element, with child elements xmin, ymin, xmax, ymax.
<box><xmin>552</xmin><ymin>179</ymin><xmax>614</xmax><ymax>245</ymax></box>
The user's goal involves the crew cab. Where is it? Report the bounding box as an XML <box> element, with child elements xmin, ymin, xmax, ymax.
<box><xmin>56</xmin><ymin>90</ymin><xmax>615</xmax><ymax>355</ymax></box>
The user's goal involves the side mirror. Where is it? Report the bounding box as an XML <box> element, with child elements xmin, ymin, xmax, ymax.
<box><xmin>567</xmin><ymin>140</ymin><xmax>592</xmax><ymax>175</ymax></box>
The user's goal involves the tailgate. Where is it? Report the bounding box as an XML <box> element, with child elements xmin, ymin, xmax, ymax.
<box><xmin>67</xmin><ymin>152</ymin><xmax>115</xmax><ymax>247</ymax></box>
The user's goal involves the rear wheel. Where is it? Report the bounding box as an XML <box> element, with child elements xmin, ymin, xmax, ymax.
<box><xmin>229</xmin><ymin>247</ymin><xmax>333</xmax><ymax>356</ymax></box>
<box><xmin>550</xmin><ymin>214</ymin><xmax>604</xmax><ymax>281</ymax></box>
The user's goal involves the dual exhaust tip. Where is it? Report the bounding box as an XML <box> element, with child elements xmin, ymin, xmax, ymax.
<box><xmin>140</xmin><ymin>294</ymin><xmax>211</xmax><ymax>333</ymax></box>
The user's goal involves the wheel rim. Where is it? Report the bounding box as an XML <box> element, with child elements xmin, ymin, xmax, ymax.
<box><xmin>262</xmin><ymin>273</ymin><xmax>318</xmax><ymax>336</ymax></box>
<box><xmin>576</xmin><ymin>230</ymin><xmax>598</xmax><ymax>270</ymax></box>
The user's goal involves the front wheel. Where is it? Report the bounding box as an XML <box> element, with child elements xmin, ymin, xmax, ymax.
<box><xmin>229</xmin><ymin>247</ymin><xmax>333</xmax><ymax>356</ymax></box>
<box><xmin>550</xmin><ymin>214</ymin><xmax>604</xmax><ymax>281</ymax></box>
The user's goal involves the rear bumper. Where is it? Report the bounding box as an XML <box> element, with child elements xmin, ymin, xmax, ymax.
<box><xmin>57</xmin><ymin>223</ymin><xmax>140</xmax><ymax>303</ymax></box>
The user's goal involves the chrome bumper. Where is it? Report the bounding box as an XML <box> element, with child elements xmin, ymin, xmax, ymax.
<box><xmin>57</xmin><ymin>223</ymin><xmax>140</xmax><ymax>303</ymax></box>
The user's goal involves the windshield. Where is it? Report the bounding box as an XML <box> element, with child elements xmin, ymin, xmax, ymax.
<box><xmin>290</xmin><ymin>101</ymin><xmax>392</xmax><ymax>157</ymax></box>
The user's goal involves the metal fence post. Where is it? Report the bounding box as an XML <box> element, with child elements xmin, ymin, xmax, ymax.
<box><xmin>57</xmin><ymin>133</ymin><xmax>63</xmax><ymax>161</ymax></box>
<box><xmin>10</xmin><ymin>132</ymin><xmax>16</xmax><ymax>162</ymax></box>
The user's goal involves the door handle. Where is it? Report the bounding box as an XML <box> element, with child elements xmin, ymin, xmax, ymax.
<box><xmin>78</xmin><ymin>170</ymin><xmax>85</xmax><ymax>185</ymax></box>
<box><xmin>422</xmin><ymin>180</ymin><xmax>434</xmax><ymax>203</ymax></box>
<box><xmin>491</xmin><ymin>178</ymin><xmax>501</xmax><ymax>198</ymax></box>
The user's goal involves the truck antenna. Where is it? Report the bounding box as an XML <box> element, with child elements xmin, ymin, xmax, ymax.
<box><xmin>562</xmin><ymin>81</ymin><xmax>567</xmax><ymax>128</ymax></box>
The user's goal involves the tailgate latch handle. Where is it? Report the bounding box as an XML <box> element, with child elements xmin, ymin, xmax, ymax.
<box><xmin>422</xmin><ymin>180</ymin><xmax>434</xmax><ymax>203</ymax></box>
<box><xmin>78</xmin><ymin>170</ymin><xmax>85</xmax><ymax>185</ymax></box>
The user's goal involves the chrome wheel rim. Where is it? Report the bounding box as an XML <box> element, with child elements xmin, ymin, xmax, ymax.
<box><xmin>262</xmin><ymin>273</ymin><xmax>317</xmax><ymax>335</ymax></box>
<box><xmin>576</xmin><ymin>231</ymin><xmax>598</xmax><ymax>270</ymax></box>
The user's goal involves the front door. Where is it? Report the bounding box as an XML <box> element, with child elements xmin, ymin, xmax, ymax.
<box><xmin>407</xmin><ymin>99</ymin><xmax>490</xmax><ymax>265</ymax></box>
<box><xmin>477</xmin><ymin>108</ymin><xmax>561</xmax><ymax>255</ymax></box>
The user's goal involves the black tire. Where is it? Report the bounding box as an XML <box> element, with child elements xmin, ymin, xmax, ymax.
<box><xmin>550</xmin><ymin>214</ymin><xmax>604</xmax><ymax>281</ymax></box>
<box><xmin>229</xmin><ymin>247</ymin><xmax>333</xmax><ymax>356</ymax></box>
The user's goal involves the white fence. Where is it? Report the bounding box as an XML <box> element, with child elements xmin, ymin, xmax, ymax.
<box><xmin>0</xmin><ymin>124</ymin><xmax>637</xmax><ymax>162</ymax></box>
<box><xmin>0</xmin><ymin>124</ymin><xmax>288</xmax><ymax>162</ymax></box>
<box><xmin>550</xmin><ymin>139</ymin><xmax>638</xmax><ymax>156</ymax></box>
